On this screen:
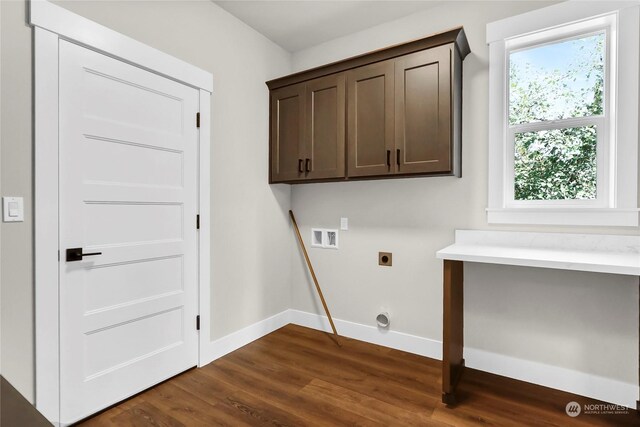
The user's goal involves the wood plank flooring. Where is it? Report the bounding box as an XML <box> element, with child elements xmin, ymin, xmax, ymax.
<box><xmin>79</xmin><ymin>324</ymin><xmax>638</xmax><ymax>426</ymax></box>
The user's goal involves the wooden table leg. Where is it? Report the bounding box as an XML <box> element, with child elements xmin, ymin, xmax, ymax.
<box><xmin>442</xmin><ymin>259</ymin><xmax>464</xmax><ymax>405</ymax></box>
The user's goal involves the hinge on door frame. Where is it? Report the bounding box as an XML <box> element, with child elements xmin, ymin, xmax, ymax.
<box><xmin>196</xmin><ymin>214</ymin><xmax>200</xmax><ymax>230</ymax></box>
<box><xmin>196</xmin><ymin>112</ymin><xmax>200</xmax><ymax>128</ymax></box>
<box><xmin>196</xmin><ymin>315</ymin><xmax>200</xmax><ymax>331</ymax></box>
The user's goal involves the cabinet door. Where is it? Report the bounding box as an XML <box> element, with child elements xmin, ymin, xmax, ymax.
<box><xmin>305</xmin><ymin>74</ymin><xmax>346</xmax><ymax>180</ymax></box>
<box><xmin>395</xmin><ymin>45</ymin><xmax>452</xmax><ymax>174</ymax></box>
<box><xmin>347</xmin><ymin>60</ymin><xmax>395</xmax><ymax>177</ymax></box>
<box><xmin>270</xmin><ymin>84</ymin><xmax>305</xmax><ymax>183</ymax></box>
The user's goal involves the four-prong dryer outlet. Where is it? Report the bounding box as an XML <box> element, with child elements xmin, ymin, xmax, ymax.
<box><xmin>379</xmin><ymin>252</ymin><xmax>392</xmax><ymax>266</ymax></box>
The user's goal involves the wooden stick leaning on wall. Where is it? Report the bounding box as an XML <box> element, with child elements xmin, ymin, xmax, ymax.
<box><xmin>289</xmin><ymin>210</ymin><xmax>340</xmax><ymax>341</ymax></box>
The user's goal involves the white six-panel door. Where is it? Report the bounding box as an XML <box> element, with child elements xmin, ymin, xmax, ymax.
<box><xmin>59</xmin><ymin>40</ymin><xmax>199</xmax><ymax>423</ymax></box>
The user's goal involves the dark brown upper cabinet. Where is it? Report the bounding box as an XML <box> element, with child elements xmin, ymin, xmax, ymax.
<box><xmin>395</xmin><ymin>45</ymin><xmax>455</xmax><ymax>175</ymax></box>
<box><xmin>347</xmin><ymin>60</ymin><xmax>395</xmax><ymax>178</ymax></box>
<box><xmin>270</xmin><ymin>83</ymin><xmax>306</xmax><ymax>182</ymax></box>
<box><xmin>267</xmin><ymin>27</ymin><xmax>470</xmax><ymax>184</ymax></box>
<box><xmin>269</xmin><ymin>75</ymin><xmax>346</xmax><ymax>183</ymax></box>
<box><xmin>305</xmin><ymin>74</ymin><xmax>346</xmax><ymax>180</ymax></box>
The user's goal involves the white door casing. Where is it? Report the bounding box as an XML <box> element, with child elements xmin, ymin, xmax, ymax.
<box><xmin>59</xmin><ymin>40</ymin><xmax>199</xmax><ymax>423</ymax></box>
<box><xmin>32</xmin><ymin>1</ymin><xmax>213</xmax><ymax>425</ymax></box>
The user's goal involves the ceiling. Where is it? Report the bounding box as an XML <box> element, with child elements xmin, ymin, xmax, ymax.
<box><xmin>214</xmin><ymin>1</ymin><xmax>443</xmax><ymax>52</ymax></box>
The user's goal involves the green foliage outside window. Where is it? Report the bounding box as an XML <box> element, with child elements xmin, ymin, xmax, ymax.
<box><xmin>509</xmin><ymin>33</ymin><xmax>605</xmax><ymax>201</ymax></box>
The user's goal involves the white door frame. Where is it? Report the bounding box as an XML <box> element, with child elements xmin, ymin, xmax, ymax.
<box><xmin>31</xmin><ymin>1</ymin><xmax>212</xmax><ymax>424</ymax></box>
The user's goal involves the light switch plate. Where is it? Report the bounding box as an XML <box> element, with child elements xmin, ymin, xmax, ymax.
<box><xmin>340</xmin><ymin>217</ymin><xmax>348</xmax><ymax>230</ymax></box>
<box><xmin>3</xmin><ymin>197</ymin><xmax>24</xmax><ymax>222</ymax></box>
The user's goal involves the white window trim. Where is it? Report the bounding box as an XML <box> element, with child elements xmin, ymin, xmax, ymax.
<box><xmin>31</xmin><ymin>0</ymin><xmax>212</xmax><ymax>424</ymax></box>
<box><xmin>487</xmin><ymin>1</ymin><xmax>639</xmax><ymax>227</ymax></box>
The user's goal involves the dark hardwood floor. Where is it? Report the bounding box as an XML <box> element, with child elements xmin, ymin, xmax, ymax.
<box><xmin>79</xmin><ymin>324</ymin><xmax>638</xmax><ymax>426</ymax></box>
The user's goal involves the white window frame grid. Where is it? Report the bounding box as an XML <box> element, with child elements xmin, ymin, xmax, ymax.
<box><xmin>486</xmin><ymin>1</ymin><xmax>639</xmax><ymax>227</ymax></box>
<box><xmin>504</xmin><ymin>22</ymin><xmax>613</xmax><ymax>209</ymax></box>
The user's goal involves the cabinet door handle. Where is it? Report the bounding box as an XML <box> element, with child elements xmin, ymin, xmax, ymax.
<box><xmin>396</xmin><ymin>149</ymin><xmax>401</xmax><ymax>167</ymax></box>
<box><xmin>386</xmin><ymin>150</ymin><xmax>391</xmax><ymax>168</ymax></box>
<box><xmin>305</xmin><ymin>158</ymin><xmax>311</xmax><ymax>173</ymax></box>
<box><xmin>298</xmin><ymin>159</ymin><xmax>304</xmax><ymax>173</ymax></box>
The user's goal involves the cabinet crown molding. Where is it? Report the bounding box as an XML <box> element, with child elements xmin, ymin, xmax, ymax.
<box><xmin>266</xmin><ymin>27</ymin><xmax>470</xmax><ymax>90</ymax></box>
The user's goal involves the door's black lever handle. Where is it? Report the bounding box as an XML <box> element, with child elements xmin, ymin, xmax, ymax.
<box><xmin>66</xmin><ymin>247</ymin><xmax>103</xmax><ymax>262</ymax></box>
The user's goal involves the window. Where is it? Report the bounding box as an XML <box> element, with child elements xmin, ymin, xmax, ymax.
<box><xmin>487</xmin><ymin>2</ymin><xmax>639</xmax><ymax>226</ymax></box>
<box><xmin>508</xmin><ymin>27</ymin><xmax>609</xmax><ymax>207</ymax></box>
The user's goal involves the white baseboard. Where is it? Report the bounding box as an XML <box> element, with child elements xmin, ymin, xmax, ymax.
<box><xmin>464</xmin><ymin>347</ymin><xmax>638</xmax><ymax>409</ymax></box>
<box><xmin>199</xmin><ymin>310</ymin><xmax>291</xmax><ymax>366</ymax></box>
<box><xmin>288</xmin><ymin>309</ymin><xmax>442</xmax><ymax>359</ymax></box>
<box><xmin>199</xmin><ymin>309</ymin><xmax>637</xmax><ymax>408</ymax></box>
<box><xmin>288</xmin><ymin>310</ymin><xmax>638</xmax><ymax>409</ymax></box>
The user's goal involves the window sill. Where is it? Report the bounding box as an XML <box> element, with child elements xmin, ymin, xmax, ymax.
<box><xmin>486</xmin><ymin>208</ymin><xmax>639</xmax><ymax>227</ymax></box>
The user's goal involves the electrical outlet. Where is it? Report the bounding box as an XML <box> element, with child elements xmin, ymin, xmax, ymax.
<box><xmin>379</xmin><ymin>252</ymin><xmax>392</xmax><ymax>266</ymax></box>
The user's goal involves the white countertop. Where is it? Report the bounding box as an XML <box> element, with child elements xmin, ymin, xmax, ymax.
<box><xmin>436</xmin><ymin>230</ymin><xmax>640</xmax><ymax>276</ymax></box>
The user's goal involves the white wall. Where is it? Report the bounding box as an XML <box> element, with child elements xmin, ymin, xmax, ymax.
<box><xmin>0</xmin><ymin>0</ymin><xmax>293</xmax><ymax>402</ymax></box>
<box><xmin>290</xmin><ymin>0</ymin><xmax>639</xmax><ymax>394</ymax></box>
<box><xmin>1</xmin><ymin>0</ymin><xmax>35</xmax><ymax>399</ymax></box>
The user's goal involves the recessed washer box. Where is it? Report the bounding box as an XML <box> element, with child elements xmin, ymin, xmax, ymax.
<box><xmin>310</xmin><ymin>228</ymin><xmax>339</xmax><ymax>249</ymax></box>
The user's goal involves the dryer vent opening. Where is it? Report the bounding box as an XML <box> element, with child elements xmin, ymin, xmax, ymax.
<box><xmin>376</xmin><ymin>312</ymin><xmax>390</xmax><ymax>328</ymax></box>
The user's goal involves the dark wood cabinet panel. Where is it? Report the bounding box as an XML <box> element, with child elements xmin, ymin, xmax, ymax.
<box><xmin>394</xmin><ymin>46</ymin><xmax>453</xmax><ymax>175</ymax></box>
<box><xmin>270</xmin><ymin>75</ymin><xmax>346</xmax><ymax>183</ymax></box>
<box><xmin>267</xmin><ymin>27</ymin><xmax>469</xmax><ymax>184</ymax></box>
<box><xmin>270</xmin><ymin>84</ymin><xmax>305</xmax><ymax>183</ymax></box>
<box><xmin>347</xmin><ymin>60</ymin><xmax>395</xmax><ymax>177</ymax></box>
<box><xmin>305</xmin><ymin>74</ymin><xmax>346</xmax><ymax>180</ymax></box>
